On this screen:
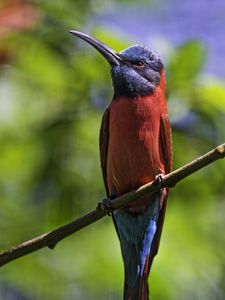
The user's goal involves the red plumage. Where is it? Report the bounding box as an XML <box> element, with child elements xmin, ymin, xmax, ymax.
<box><xmin>101</xmin><ymin>70</ymin><xmax>172</xmax><ymax>202</ymax></box>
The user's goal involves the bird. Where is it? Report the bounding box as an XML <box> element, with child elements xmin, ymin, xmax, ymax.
<box><xmin>70</xmin><ymin>30</ymin><xmax>172</xmax><ymax>300</ymax></box>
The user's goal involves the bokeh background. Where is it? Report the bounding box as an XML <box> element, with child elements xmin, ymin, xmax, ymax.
<box><xmin>0</xmin><ymin>0</ymin><xmax>225</xmax><ymax>299</ymax></box>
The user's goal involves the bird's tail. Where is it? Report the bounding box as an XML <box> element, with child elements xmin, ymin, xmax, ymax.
<box><xmin>124</xmin><ymin>260</ymin><xmax>149</xmax><ymax>300</ymax></box>
<box><xmin>113</xmin><ymin>195</ymin><xmax>163</xmax><ymax>300</ymax></box>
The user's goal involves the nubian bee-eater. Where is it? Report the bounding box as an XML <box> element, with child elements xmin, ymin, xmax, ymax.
<box><xmin>70</xmin><ymin>31</ymin><xmax>172</xmax><ymax>300</ymax></box>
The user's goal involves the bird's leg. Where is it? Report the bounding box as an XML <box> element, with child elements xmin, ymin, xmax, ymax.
<box><xmin>154</xmin><ymin>173</ymin><xmax>166</xmax><ymax>209</ymax></box>
<box><xmin>97</xmin><ymin>186</ymin><xmax>117</xmax><ymax>216</ymax></box>
<box><xmin>96</xmin><ymin>198</ymin><xmax>113</xmax><ymax>216</ymax></box>
<box><xmin>154</xmin><ymin>173</ymin><xmax>164</xmax><ymax>189</ymax></box>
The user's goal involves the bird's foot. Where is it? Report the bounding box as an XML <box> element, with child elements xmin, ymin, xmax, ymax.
<box><xmin>154</xmin><ymin>173</ymin><xmax>166</xmax><ymax>209</ymax></box>
<box><xmin>154</xmin><ymin>173</ymin><xmax>164</xmax><ymax>189</ymax></box>
<box><xmin>97</xmin><ymin>198</ymin><xmax>113</xmax><ymax>216</ymax></box>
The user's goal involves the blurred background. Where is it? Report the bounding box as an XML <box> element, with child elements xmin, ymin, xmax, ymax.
<box><xmin>0</xmin><ymin>0</ymin><xmax>224</xmax><ymax>299</ymax></box>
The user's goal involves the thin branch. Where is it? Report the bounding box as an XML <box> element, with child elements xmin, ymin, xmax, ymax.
<box><xmin>0</xmin><ymin>143</ymin><xmax>224</xmax><ymax>267</ymax></box>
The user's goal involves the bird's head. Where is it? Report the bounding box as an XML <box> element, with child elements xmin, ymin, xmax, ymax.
<box><xmin>70</xmin><ymin>31</ymin><xmax>164</xmax><ymax>98</ymax></box>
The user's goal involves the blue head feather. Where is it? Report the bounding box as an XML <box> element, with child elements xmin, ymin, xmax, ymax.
<box><xmin>111</xmin><ymin>45</ymin><xmax>163</xmax><ymax>98</ymax></box>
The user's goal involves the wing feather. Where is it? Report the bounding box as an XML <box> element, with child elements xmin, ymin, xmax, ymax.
<box><xmin>99</xmin><ymin>108</ymin><xmax>110</xmax><ymax>197</ymax></box>
<box><xmin>148</xmin><ymin>114</ymin><xmax>172</xmax><ymax>269</ymax></box>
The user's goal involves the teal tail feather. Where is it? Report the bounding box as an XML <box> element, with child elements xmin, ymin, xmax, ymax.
<box><xmin>113</xmin><ymin>196</ymin><xmax>161</xmax><ymax>300</ymax></box>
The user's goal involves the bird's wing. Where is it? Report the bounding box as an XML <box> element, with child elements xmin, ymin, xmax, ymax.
<box><xmin>148</xmin><ymin>113</ymin><xmax>172</xmax><ymax>269</ymax></box>
<box><xmin>160</xmin><ymin>114</ymin><xmax>173</xmax><ymax>174</ymax></box>
<box><xmin>99</xmin><ymin>107</ymin><xmax>110</xmax><ymax>197</ymax></box>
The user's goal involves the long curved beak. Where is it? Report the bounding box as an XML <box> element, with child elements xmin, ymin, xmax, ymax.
<box><xmin>69</xmin><ymin>30</ymin><xmax>122</xmax><ymax>66</ymax></box>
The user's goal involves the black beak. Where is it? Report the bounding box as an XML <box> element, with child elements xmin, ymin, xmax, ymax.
<box><xmin>69</xmin><ymin>30</ymin><xmax>122</xmax><ymax>66</ymax></box>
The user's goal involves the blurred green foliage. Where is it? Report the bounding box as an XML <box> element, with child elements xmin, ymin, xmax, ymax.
<box><xmin>0</xmin><ymin>1</ymin><xmax>224</xmax><ymax>300</ymax></box>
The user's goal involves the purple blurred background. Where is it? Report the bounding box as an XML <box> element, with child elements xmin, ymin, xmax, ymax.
<box><xmin>94</xmin><ymin>0</ymin><xmax>225</xmax><ymax>77</ymax></box>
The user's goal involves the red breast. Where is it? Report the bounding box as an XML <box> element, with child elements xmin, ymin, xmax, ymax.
<box><xmin>107</xmin><ymin>75</ymin><xmax>168</xmax><ymax>198</ymax></box>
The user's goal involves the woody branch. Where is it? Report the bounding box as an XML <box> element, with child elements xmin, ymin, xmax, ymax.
<box><xmin>0</xmin><ymin>143</ymin><xmax>224</xmax><ymax>268</ymax></box>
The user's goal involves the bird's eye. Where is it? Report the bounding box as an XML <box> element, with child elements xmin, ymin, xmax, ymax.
<box><xmin>134</xmin><ymin>60</ymin><xmax>145</xmax><ymax>67</ymax></box>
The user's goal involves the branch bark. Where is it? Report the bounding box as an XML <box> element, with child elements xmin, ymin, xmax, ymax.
<box><xmin>0</xmin><ymin>143</ymin><xmax>224</xmax><ymax>268</ymax></box>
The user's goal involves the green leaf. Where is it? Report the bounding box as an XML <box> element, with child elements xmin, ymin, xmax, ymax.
<box><xmin>167</xmin><ymin>41</ymin><xmax>206</xmax><ymax>92</ymax></box>
<box><xmin>196</xmin><ymin>80</ymin><xmax>225</xmax><ymax>112</ymax></box>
